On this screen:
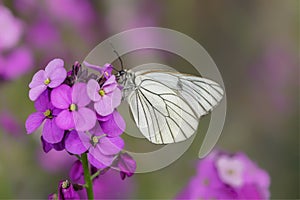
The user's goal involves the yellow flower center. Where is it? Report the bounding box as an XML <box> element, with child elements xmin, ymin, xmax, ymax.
<box><xmin>99</xmin><ymin>89</ymin><xmax>105</xmax><ymax>96</ymax></box>
<box><xmin>92</xmin><ymin>136</ymin><xmax>99</xmax><ymax>146</ymax></box>
<box><xmin>43</xmin><ymin>109</ymin><xmax>52</xmax><ymax>118</ymax></box>
<box><xmin>62</xmin><ymin>180</ymin><xmax>70</xmax><ymax>189</ymax></box>
<box><xmin>44</xmin><ymin>78</ymin><xmax>51</xmax><ymax>85</ymax></box>
<box><xmin>104</xmin><ymin>71</ymin><xmax>109</xmax><ymax>76</ymax></box>
<box><xmin>69</xmin><ymin>103</ymin><xmax>77</xmax><ymax>111</ymax></box>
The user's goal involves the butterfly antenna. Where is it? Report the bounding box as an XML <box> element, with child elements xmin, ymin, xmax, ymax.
<box><xmin>109</xmin><ymin>41</ymin><xmax>124</xmax><ymax>71</ymax></box>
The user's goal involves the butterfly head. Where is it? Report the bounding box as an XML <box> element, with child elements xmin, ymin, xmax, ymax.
<box><xmin>116</xmin><ymin>69</ymin><xmax>127</xmax><ymax>78</ymax></box>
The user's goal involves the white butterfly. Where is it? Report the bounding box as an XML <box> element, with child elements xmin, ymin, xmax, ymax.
<box><xmin>117</xmin><ymin>67</ymin><xmax>224</xmax><ymax>144</ymax></box>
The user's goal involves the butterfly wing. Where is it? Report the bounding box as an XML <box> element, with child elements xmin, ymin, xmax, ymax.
<box><xmin>126</xmin><ymin>70</ymin><xmax>224</xmax><ymax>144</ymax></box>
<box><xmin>142</xmin><ymin>71</ymin><xmax>224</xmax><ymax>118</ymax></box>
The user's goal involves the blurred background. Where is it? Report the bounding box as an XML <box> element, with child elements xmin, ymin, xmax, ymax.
<box><xmin>0</xmin><ymin>0</ymin><xmax>298</xmax><ymax>199</ymax></box>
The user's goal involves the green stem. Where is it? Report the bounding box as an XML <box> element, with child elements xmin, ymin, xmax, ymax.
<box><xmin>81</xmin><ymin>153</ymin><xmax>94</xmax><ymax>200</ymax></box>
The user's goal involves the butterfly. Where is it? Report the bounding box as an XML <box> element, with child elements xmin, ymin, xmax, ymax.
<box><xmin>116</xmin><ymin>66</ymin><xmax>224</xmax><ymax>144</ymax></box>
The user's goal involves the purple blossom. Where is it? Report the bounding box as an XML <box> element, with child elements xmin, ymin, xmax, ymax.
<box><xmin>84</xmin><ymin>62</ymin><xmax>113</xmax><ymax>79</ymax></box>
<box><xmin>51</xmin><ymin>83</ymin><xmax>96</xmax><ymax>132</ymax></box>
<box><xmin>45</xmin><ymin>0</ymin><xmax>96</xmax><ymax>28</ymax></box>
<box><xmin>216</xmin><ymin>155</ymin><xmax>244</xmax><ymax>188</ymax></box>
<box><xmin>116</xmin><ymin>153</ymin><xmax>136</xmax><ymax>180</ymax></box>
<box><xmin>0</xmin><ymin>5</ymin><xmax>23</xmax><ymax>51</ymax></box>
<box><xmin>87</xmin><ymin>76</ymin><xmax>121</xmax><ymax>116</ymax></box>
<box><xmin>41</xmin><ymin>136</ymin><xmax>65</xmax><ymax>153</ymax></box>
<box><xmin>29</xmin><ymin>58</ymin><xmax>67</xmax><ymax>101</ymax></box>
<box><xmin>26</xmin><ymin>17</ymin><xmax>61</xmax><ymax>49</ymax></box>
<box><xmin>97</xmin><ymin>110</ymin><xmax>126</xmax><ymax>137</ymax></box>
<box><xmin>0</xmin><ymin>46</ymin><xmax>33</xmax><ymax>80</ymax></box>
<box><xmin>69</xmin><ymin>160</ymin><xmax>85</xmax><ymax>185</ymax></box>
<box><xmin>38</xmin><ymin>147</ymin><xmax>75</xmax><ymax>173</ymax></box>
<box><xmin>0</xmin><ymin>111</ymin><xmax>22</xmax><ymax>135</ymax></box>
<box><xmin>176</xmin><ymin>150</ymin><xmax>270</xmax><ymax>199</ymax></box>
<box><xmin>57</xmin><ymin>180</ymin><xmax>80</xmax><ymax>200</ymax></box>
<box><xmin>69</xmin><ymin>160</ymin><xmax>101</xmax><ymax>185</ymax></box>
<box><xmin>25</xmin><ymin>90</ymin><xmax>64</xmax><ymax>143</ymax></box>
<box><xmin>65</xmin><ymin>123</ymin><xmax>124</xmax><ymax>169</ymax></box>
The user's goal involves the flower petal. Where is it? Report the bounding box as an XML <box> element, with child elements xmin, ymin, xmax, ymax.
<box><xmin>87</xmin><ymin>79</ymin><xmax>101</xmax><ymax>102</ymax></box>
<box><xmin>72</xmin><ymin>82</ymin><xmax>90</xmax><ymax>107</ymax></box>
<box><xmin>42</xmin><ymin>119</ymin><xmax>64</xmax><ymax>143</ymax></box>
<box><xmin>52</xmin><ymin>108</ymin><xmax>62</xmax><ymax>116</ymax></box>
<box><xmin>117</xmin><ymin>153</ymin><xmax>136</xmax><ymax>178</ymax></box>
<box><xmin>34</xmin><ymin>90</ymin><xmax>51</xmax><ymax>112</ymax></box>
<box><xmin>94</xmin><ymin>96</ymin><xmax>114</xmax><ymax>116</ymax></box>
<box><xmin>89</xmin><ymin>122</ymin><xmax>104</xmax><ymax>136</ymax></box>
<box><xmin>69</xmin><ymin>160</ymin><xmax>85</xmax><ymax>184</ymax></box>
<box><xmin>111</xmin><ymin>88</ymin><xmax>121</xmax><ymax>108</ymax></box>
<box><xmin>88</xmin><ymin>148</ymin><xmax>114</xmax><ymax>169</ymax></box>
<box><xmin>29</xmin><ymin>84</ymin><xmax>47</xmax><ymax>101</ymax></box>
<box><xmin>87</xmin><ymin>153</ymin><xmax>108</xmax><ymax>169</ymax></box>
<box><xmin>100</xmin><ymin>110</ymin><xmax>125</xmax><ymax>137</ymax></box>
<box><xmin>29</xmin><ymin>70</ymin><xmax>46</xmax><ymax>88</ymax></box>
<box><xmin>103</xmin><ymin>77</ymin><xmax>117</xmax><ymax>94</ymax></box>
<box><xmin>51</xmin><ymin>84</ymin><xmax>72</xmax><ymax>109</ymax></box>
<box><xmin>99</xmin><ymin>137</ymin><xmax>124</xmax><ymax>155</ymax></box>
<box><xmin>45</xmin><ymin>58</ymin><xmax>64</xmax><ymax>74</ymax></box>
<box><xmin>55</xmin><ymin>110</ymin><xmax>74</xmax><ymax>130</ymax></box>
<box><xmin>83</xmin><ymin>61</ymin><xmax>103</xmax><ymax>73</ymax></box>
<box><xmin>97</xmin><ymin>113</ymin><xmax>112</xmax><ymax>121</ymax></box>
<box><xmin>65</xmin><ymin>130</ymin><xmax>88</xmax><ymax>154</ymax></box>
<box><xmin>73</xmin><ymin>107</ymin><xmax>96</xmax><ymax>132</ymax></box>
<box><xmin>48</xmin><ymin>67</ymin><xmax>67</xmax><ymax>88</ymax></box>
<box><xmin>103</xmin><ymin>75</ymin><xmax>116</xmax><ymax>87</ymax></box>
<box><xmin>102</xmin><ymin>63</ymin><xmax>113</xmax><ymax>79</ymax></box>
<box><xmin>41</xmin><ymin>136</ymin><xmax>53</xmax><ymax>153</ymax></box>
<box><xmin>25</xmin><ymin>112</ymin><xmax>44</xmax><ymax>133</ymax></box>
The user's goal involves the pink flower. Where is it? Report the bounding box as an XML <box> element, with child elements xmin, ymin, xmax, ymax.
<box><xmin>65</xmin><ymin>123</ymin><xmax>124</xmax><ymax>169</ymax></box>
<box><xmin>51</xmin><ymin>83</ymin><xmax>96</xmax><ymax>132</ymax></box>
<box><xmin>176</xmin><ymin>150</ymin><xmax>270</xmax><ymax>199</ymax></box>
<box><xmin>57</xmin><ymin>180</ymin><xmax>80</xmax><ymax>200</ymax></box>
<box><xmin>84</xmin><ymin>62</ymin><xmax>113</xmax><ymax>79</ymax></box>
<box><xmin>29</xmin><ymin>58</ymin><xmax>67</xmax><ymax>101</ymax></box>
<box><xmin>87</xmin><ymin>76</ymin><xmax>121</xmax><ymax>116</ymax></box>
<box><xmin>25</xmin><ymin>90</ymin><xmax>64</xmax><ymax>143</ymax></box>
<box><xmin>0</xmin><ymin>46</ymin><xmax>33</xmax><ymax>80</ymax></box>
<box><xmin>0</xmin><ymin>5</ymin><xmax>23</xmax><ymax>51</ymax></box>
<box><xmin>216</xmin><ymin>155</ymin><xmax>244</xmax><ymax>188</ymax></box>
<box><xmin>38</xmin><ymin>148</ymin><xmax>75</xmax><ymax>173</ymax></box>
<box><xmin>97</xmin><ymin>110</ymin><xmax>126</xmax><ymax>137</ymax></box>
<box><xmin>0</xmin><ymin>111</ymin><xmax>22</xmax><ymax>136</ymax></box>
<box><xmin>117</xmin><ymin>153</ymin><xmax>137</xmax><ymax>180</ymax></box>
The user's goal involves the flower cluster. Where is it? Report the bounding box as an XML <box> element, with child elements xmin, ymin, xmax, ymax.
<box><xmin>176</xmin><ymin>150</ymin><xmax>270</xmax><ymax>199</ymax></box>
<box><xmin>26</xmin><ymin>58</ymin><xmax>136</xmax><ymax>198</ymax></box>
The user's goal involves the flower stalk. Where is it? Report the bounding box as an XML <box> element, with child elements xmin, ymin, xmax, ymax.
<box><xmin>81</xmin><ymin>153</ymin><xmax>94</xmax><ymax>200</ymax></box>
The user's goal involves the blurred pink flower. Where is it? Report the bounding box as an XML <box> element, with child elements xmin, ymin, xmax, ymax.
<box><xmin>0</xmin><ymin>46</ymin><xmax>33</xmax><ymax>80</ymax></box>
<box><xmin>0</xmin><ymin>5</ymin><xmax>23</xmax><ymax>51</ymax></box>
<box><xmin>26</xmin><ymin>17</ymin><xmax>61</xmax><ymax>50</ymax></box>
<box><xmin>176</xmin><ymin>150</ymin><xmax>270</xmax><ymax>199</ymax></box>
<box><xmin>0</xmin><ymin>111</ymin><xmax>22</xmax><ymax>135</ymax></box>
<box><xmin>249</xmin><ymin>44</ymin><xmax>297</xmax><ymax>116</ymax></box>
<box><xmin>45</xmin><ymin>0</ymin><xmax>96</xmax><ymax>28</ymax></box>
<box><xmin>0</xmin><ymin>5</ymin><xmax>33</xmax><ymax>80</ymax></box>
<box><xmin>38</xmin><ymin>148</ymin><xmax>75</xmax><ymax>173</ymax></box>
